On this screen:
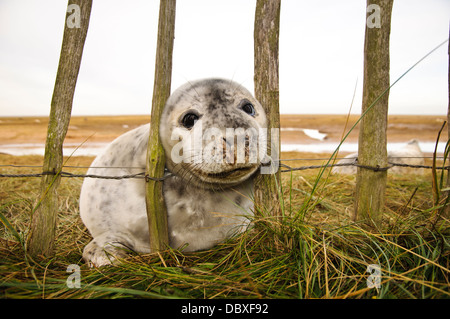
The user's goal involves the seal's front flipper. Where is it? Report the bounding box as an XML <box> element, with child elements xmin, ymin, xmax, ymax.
<box><xmin>82</xmin><ymin>233</ymin><xmax>134</xmax><ymax>267</ymax></box>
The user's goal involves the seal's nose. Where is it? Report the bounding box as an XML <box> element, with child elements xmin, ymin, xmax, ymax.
<box><xmin>223</xmin><ymin>135</ymin><xmax>251</xmax><ymax>165</ymax></box>
<box><xmin>223</xmin><ymin>137</ymin><xmax>234</xmax><ymax>164</ymax></box>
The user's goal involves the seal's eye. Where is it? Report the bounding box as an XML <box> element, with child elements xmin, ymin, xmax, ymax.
<box><xmin>241</xmin><ymin>103</ymin><xmax>255</xmax><ymax>116</ymax></box>
<box><xmin>181</xmin><ymin>113</ymin><xmax>199</xmax><ymax>129</ymax></box>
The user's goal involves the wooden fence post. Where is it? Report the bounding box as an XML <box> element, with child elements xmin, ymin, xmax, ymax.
<box><xmin>27</xmin><ymin>0</ymin><xmax>92</xmax><ymax>257</ymax></box>
<box><xmin>354</xmin><ymin>0</ymin><xmax>393</xmax><ymax>226</ymax></box>
<box><xmin>445</xmin><ymin>23</ymin><xmax>450</xmax><ymax>218</ymax></box>
<box><xmin>253</xmin><ymin>0</ymin><xmax>282</xmax><ymax>216</ymax></box>
<box><xmin>145</xmin><ymin>0</ymin><xmax>176</xmax><ymax>252</ymax></box>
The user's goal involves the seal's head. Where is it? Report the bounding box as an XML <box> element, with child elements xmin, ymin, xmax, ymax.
<box><xmin>160</xmin><ymin>78</ymin><xmax>267</xmax><ymax>188</ymax></box>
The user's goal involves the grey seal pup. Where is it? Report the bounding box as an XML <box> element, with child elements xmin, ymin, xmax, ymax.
<box><xmin>80</xmin><ymin>78</ymin><xmax>268</xmax><ymax>267</ymax></box>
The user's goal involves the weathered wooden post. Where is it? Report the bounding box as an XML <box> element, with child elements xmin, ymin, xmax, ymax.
<box><xmin>253</xmin><ymin>0</ymin><xmax>281</xmax><ymax>216</ymax></box>
<box><xmin>145</xmin><ymin>0</ymin><xmax>176</xmax><ymax>252</ymax></box>
<box><xmin>28</xmin><ymin>0</ymin><xmax>92</xmax><ymax>257</ymax></box>
<box><xmin>445</xmin><ymin>24</ymin><xmax>450</xmax><ymax>218</ymax></box>
<box><xmin>354</xmin><ymin>0</ymin><xmax>393</xmax><ymax>226</ymax></box>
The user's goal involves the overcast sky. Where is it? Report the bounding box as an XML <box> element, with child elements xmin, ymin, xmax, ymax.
<box><xmin>0</xmin><ymin>0</ymin><xmax>449</xmax><ymax>117</ymax></box>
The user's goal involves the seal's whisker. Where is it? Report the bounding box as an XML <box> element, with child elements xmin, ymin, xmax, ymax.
<box><xmin>186</xmin><ymin>79</ymin><xmax>200</xmax><ymax>98</ymax></box>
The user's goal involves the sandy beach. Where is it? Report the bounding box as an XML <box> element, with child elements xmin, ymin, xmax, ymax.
<box><xmin>0</xmin><ymin>114</ymin><xmax>447</xmax><ymax>157</ymax></box>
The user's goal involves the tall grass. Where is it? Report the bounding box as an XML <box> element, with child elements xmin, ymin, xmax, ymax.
<box><xmin>0</xmin><ymin>155</ymin><xmax>448</xmax><ymax>299</ymax></box>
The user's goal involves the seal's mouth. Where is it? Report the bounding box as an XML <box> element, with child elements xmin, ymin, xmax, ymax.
<box><xmin>177</xmin><ymin>163</ymin><xmax>259</xmax><ymax>188</ymax></box>
<box><xmin>204</xmin><ymin>166</ymin><xmax>254</xmax><ymax>179</ymax></box>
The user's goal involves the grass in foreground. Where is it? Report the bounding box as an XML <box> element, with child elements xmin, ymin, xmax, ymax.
<box><xmin>0</xmin><ymin>155</ymin><xmax>449</xmax><ymax>299</ymax></box>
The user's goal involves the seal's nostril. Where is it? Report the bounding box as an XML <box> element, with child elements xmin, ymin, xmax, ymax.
<box><xmin>222</xmin><ymin>137</ymin><xmax>235</xmax><ymax>164</ymax></box>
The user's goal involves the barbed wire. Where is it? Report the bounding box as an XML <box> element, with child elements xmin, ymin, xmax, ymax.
<box><xmin>0</xmin><ymin>156</ymin><xmax>448</xmax><ymax>180</ymax></box>
<box><xmin>0</xmin><ymin>169</ymin><xmax>173</xmax><ymax>181</ymax></box>
<box><xmin>0</xmin><ymin>171</ymin><xmax>147</xmax><ymax>180</ymax></box>
<box><xmin>279</xmin><ymin>161</ymin><xmax>450</xmax><ymax>173</ymax></box>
